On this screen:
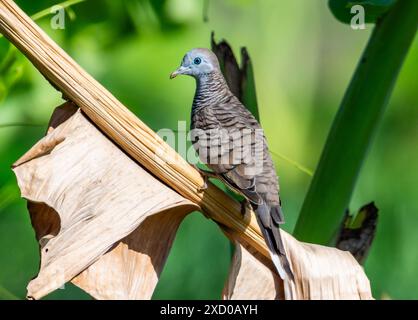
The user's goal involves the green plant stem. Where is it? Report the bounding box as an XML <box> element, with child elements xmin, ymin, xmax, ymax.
<box><xmin>294</xmin><ymin>0</ymin><xmax>418</xmax><ymax>244</ymax></box>
<box><xmin>0</xmin><ymin>285</ymin><xmax>19</xmax><ymax>300</ymax></box>
<box><xmin>270</xmin><ymin>150</ymin><xmax>313</xmax><ymax>177</ymax></box>
<box><xmin>0</xmin><ymin>0</ymin><xmax>86</xmax><ymax>40</ymax></box>
<box><xmin>0</xmin><ymin>122</ymin><xmax>45</xmax><ymax>128</ymax></box>
<box><xmin>31</xmin><ymin>0</ymin><xmax>86</xmax><ymax>21</ymax></box>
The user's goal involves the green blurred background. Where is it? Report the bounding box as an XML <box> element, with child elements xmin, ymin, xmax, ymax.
<box><xmin>0</xmin><ymin>0</ymin><xmax>417</xmax><ymax>300</ymax></box>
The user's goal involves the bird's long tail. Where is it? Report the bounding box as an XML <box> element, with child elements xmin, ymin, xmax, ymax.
<box><xmin>254</xmin><ymin>203</ymin><xmax>294</xmax><ymax>282</ymax></box>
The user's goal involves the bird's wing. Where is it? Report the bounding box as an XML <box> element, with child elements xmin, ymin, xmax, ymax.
<box><xmin>193</xmin><ymin>95</ymin><xmax>265</xmax><ymax>204</ymax></box>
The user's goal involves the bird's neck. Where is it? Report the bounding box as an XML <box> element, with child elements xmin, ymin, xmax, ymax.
<box><xmin>193</xmin><ymin>71</ymin><xmax>229</xmax><ymax>111</ymax></box>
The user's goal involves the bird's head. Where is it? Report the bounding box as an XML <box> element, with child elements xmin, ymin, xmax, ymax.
<box><xmin>170</xmin><ymin>48</ymin><xmax>220</xmax><ymax>79</ymax></box>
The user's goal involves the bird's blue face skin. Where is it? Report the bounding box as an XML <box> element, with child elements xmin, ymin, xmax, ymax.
<box><xmin>170</xmin><ymin>49</ymin><xmax>217</xmax><ymax>79</ymax></box>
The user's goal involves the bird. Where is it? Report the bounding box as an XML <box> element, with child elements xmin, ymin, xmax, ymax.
<box><xmin>170</xmin><ymin>48</ymin><xmax>294</xmax><ymax>282</ymax></box>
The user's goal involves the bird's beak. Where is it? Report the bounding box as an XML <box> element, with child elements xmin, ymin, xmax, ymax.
<box><xmin>170</xmin><ymin>66</ymin><xmax>188</xmax><ymax>79</ymax></box>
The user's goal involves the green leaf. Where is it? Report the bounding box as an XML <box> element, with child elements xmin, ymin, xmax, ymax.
<box><xmin>294</xmin><ymin>0</ymin><xmax>418</xmax><ymax>244</ymax></box>
<box><xmin>0</xmin><ymin>184</ymin><xmax>19</xmax><ymax>210</ymax></box>
<box><xmin>0</xmin><ymin>38</ymin><xmax>9</xmax><ymax>58</ymax></box>
<box><xmin>0</xmin><ymin>81</ymin><xmax>7</xmax><ymax>102</ymax></box>
<box><xmin>0</xmin><ymin>285</ymin><xmax>19</xmax><ymax>300</ymax></box>
<box><xmin>329</xmin><ymin>0</ymin><xmax>397</xmax><ymax>24</ymax></box>
<box><xmin>0</xmin><ymin>46</ymin><xmax>24</xmax><ymax>103</ymax></box>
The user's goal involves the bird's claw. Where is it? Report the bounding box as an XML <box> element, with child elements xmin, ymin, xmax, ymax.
<box><xmin>240</xmin><ymin>199</ymin><xmax>252</xmax><ymax>217</ymax></box>
<box><xmin>197</xmin><ymin>176</ymin><xmax>208</xmax><ymax>193</ymax></box>
<box><xmin>192</xmin><ymin>164</ymin><xmax>216</xmax><ymax>193</ymax></box>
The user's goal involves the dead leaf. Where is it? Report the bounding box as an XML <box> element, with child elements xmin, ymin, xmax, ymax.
<box><xmin>222</xmin><ymin>241</ymin><xmax>284</xmax><ymax>300</ymax></box>
<box><xmin>211</xmin><ymin>33</ymin><xmax>259</xmax><ymax>120</ymax></box>
<box><xmin>223</xmin><ymin>232</ymin><xmax>373</xmax><ymax>300</ymax></box>
<box><xmin>336</xmin><ymin>202</ymin><xmax>378</xmax><ymax>264</ymax></box>
<box><xmin>13</xmin><ymin>103</ymin><xmax>197</xmax><ymax>299</ymax></box>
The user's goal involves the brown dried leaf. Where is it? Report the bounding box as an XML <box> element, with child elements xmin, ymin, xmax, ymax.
<box><xmin>223</xmin><ymin>232</ymin><xmax>373</xmax><ymax>300</ymax></box>
<box><xmin>71</xmin><ymin>210</ymin><xmax>188</xmax><ymax>300</ymax></box>
<box><xmin>211</xmin><ymin>31</ymin><xmax>242</xmax><ymax>98</ymax></box>
<box><xmin>222</xmin><ymin>241</ymin><xmax>284</xmax><ymax>300</ymax></box>
<box><xmin>336</xmin><ymin>202</ymin><xmax>378</xmax><ymax>264</ymax></box>
<box><xmin>13</xmin><ymin>104</ymin><xmax>197</xmax><ymax>299</ymax></box>
<box><xmin>211</xmin><ymin>33</ymin><xmax>259</xmax><ymax>120</ymax></box>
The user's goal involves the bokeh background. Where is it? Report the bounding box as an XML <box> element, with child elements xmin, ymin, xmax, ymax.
<box><xmin>0</xmin><ymin>0</ymin><xmax>417</xmax><ymax>299</ymax></box>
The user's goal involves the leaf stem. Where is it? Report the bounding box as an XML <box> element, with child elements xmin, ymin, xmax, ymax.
<box><xmin>0</xmin><ymin>285</ymin><xmax>19</xmax><ymax>300</ymax></box>
<box><xmin>0</xmin><ymin>122</ymin><xmax>45</xmax><ymax>128</ymax></box>
<box><xmin>294</xmin><ymin>0</ymin><xmax>418</xmax><ymax>243</ymax></box>
<box><xmin>31</xmin><ymin>0</ymin><xmax>86</xmax><ymax>21</ymax></box>
<box><xmin>270</xmin><ymin>150</ymin><xmax>313</xmax><ymax>177</ymax></box>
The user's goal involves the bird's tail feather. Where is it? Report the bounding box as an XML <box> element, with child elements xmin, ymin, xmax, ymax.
<box><xmin>254</xmin><ymin>203</ymin><xmax>294</xmax><ymax>282</ymax></box>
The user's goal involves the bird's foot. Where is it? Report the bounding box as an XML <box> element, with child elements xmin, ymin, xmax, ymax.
<box><xmin>240</xmin><ymin>199</ymin><xmax>252</xmax><ymax>217</ymax></box>
<box><xmin>197</xmin><ymin>176</ymin><xmax>208</xmax><ymax>193</ymax></box>
<box><xmin>192</xmin><ymin>164</ymin><xmax>217</xmax><ymax>193</ymax></box>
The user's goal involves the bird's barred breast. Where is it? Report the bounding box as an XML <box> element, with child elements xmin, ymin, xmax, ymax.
<box><xmin>191</xmin><ymin>104</ymin><xmax>281</xmax><ymax>207</ymax></box>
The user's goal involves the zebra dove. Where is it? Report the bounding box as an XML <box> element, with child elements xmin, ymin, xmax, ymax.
<box><xmin>170</xmin><ymin>48</ymin><xmax>293</xmax><ymax>281</ymax></box>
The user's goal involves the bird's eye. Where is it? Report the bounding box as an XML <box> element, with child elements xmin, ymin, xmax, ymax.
<box><xmin>194</xmin><ymin>57</ymin><xmax>202</xmax><ymax>65</ymax></box>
